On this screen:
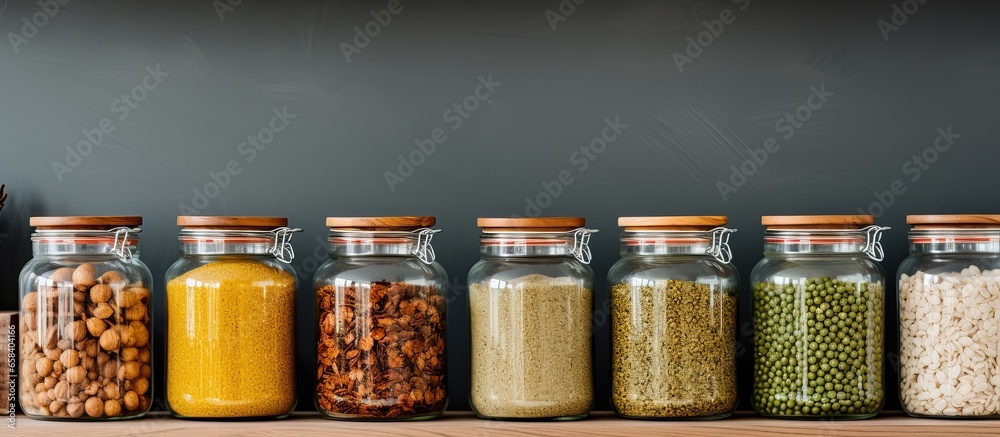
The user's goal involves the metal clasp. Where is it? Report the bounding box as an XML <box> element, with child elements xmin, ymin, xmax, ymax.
<box><xmin>108</xmin><ymin>227</ymin><xmax>140</xmax><ymax>262</ymax></box>
<box><xmin>570</xmin><ymin>228</ymin><xmax>599</xmax><ymax>264</ymax></box>
<box><xmin>861</xmin><ymin>225</ymin><xmax>890</xmax><ymax>261</ymax></box>
<box><xmin>707</xmin><ymin>227</ymin><xmax>736</xmax><ymax>264</ymax></box>
<box><xmin>269</xmin><ymin>227</ymin><xmax>303</xmax><ymax>263</ymax></box>
<box><xmin>412</xmin><ymin>228</ymin><xmax>442</xmax><ymax>264</ymax></box>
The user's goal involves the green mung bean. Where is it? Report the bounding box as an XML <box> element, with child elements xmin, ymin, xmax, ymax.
<box><xmin>752</xmin><ymin>277</ymin><xmax>884</xmax><ymax>418</ymax></box>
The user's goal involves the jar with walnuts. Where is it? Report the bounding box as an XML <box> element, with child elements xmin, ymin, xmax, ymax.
<box><xmin>314</xmin><ymin>217</ymin><xmax>448</xmax><ymax>420</ymax></box>
<box><xmin>18</xmin><ymin>216</ymin><xmax>153</xmax><ymax>420</ymax></box>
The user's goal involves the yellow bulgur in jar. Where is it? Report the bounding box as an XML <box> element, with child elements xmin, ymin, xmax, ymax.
<box><xmin>166</xmin><ymin>259</ymin><xmax>297</xmax><ymax>418</ymax></box>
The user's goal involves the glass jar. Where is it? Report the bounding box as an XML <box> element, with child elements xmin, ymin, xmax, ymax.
<box><xmin>897</xmin><ymin>214</ymin><xmax>1000</xmax><ymax>418</ymax></box>
<box><xmin>164</xmin><ymin>216</ymin><xmax>300</xmax><ymax>419</ymax></box>
<box><xmin>18</xmin><ymin>216</ymin><xmax>153</xmax><ymax>420</ymax></box>
<box><xmin>314</xmin><ymin>216</ymin><xmax>448</xmax><ymax>421</ymax></box>
<box><xmin>751</xmin><ymin>215</ymin><xmax>887</xmax><ymax>419</ymax></box>
<box><xmin>468</xmin><ymin>217</ymin><xmax>597</xmax><ymax>420</ymax></box>
<box><xmin>608</xmin><ymin>216</ymin><xmax>738</xmax><ymax>419</ymax></box>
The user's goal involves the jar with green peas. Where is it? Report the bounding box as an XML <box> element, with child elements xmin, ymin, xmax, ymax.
<box><xmin>751</xmin><ymin>215</ymin><xmax>887</xmax><ymax>419</ymax></box>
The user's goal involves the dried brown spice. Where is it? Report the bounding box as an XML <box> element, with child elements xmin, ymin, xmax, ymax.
<box><xmin>316</xmin><ymin>281</ymin><xmax>446</xmax><ymax>419</ymax></box>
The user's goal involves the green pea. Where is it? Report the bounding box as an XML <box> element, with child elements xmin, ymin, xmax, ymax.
<box><xmin>752</xmin><ymin>278</ymin><xmax>884</xmax><ymax>417</ymax></box>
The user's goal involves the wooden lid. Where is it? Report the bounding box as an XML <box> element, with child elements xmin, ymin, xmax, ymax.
<box><xmin>619</xmin><ymin>216</ymin><xmax>727</xmax><ymax>231</ymax></box>
<box><xmin>478</xmin><ymin>217</ymin><xmax>585</xmax><ymax>232</ymax></box>
<box><xmin>31</xmin><ymin>216</ymin><xmax>142</xmax><ymax>230</ymax></box>
<box><xmin>326</xmin><ymin>216</ymin><xmax>435</xmax><ymax>231</ymax></box>
<box><xmin>908</xmin><ymin>214</ymin><xmax>1000</xmax><ymax>229</ymax></box>
<box><xmin>177</xmin><ymin>216</ymin><xmax>287</xmax><ymax>230</ymax></box>
<box><xmin>762</xmin><ymin>215</ymin><xmax>874</xmax><ymax>230</ymax></box>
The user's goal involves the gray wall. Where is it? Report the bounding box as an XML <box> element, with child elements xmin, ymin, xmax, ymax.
<box><xmin>1</xmin><ymin>0</ymin><xmax>997</xmax><ymax>413</ymax></box>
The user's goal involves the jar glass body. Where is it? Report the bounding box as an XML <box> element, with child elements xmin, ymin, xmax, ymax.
<box><xmin>164</xmin><ymin>251</ymin><xmax>297</xmax><ymax>419</ymax></box>
<box><xmin>468</xmin><ymin>247</ymin><xmax>595</xmax><ymax>420</ymax></box>
<box><xmin>897</xmin><ymin>233</ymin><xmax>1000</xmax><ymax>418</ymax></box>
<box><xmin>313</xmin><ymin>247</ymin><xmax>449</xmax><ymax>420</ymax></box>
<box><xmin>608</xmin><ymin>240</ymin><xmax>738</xmax><ymax>419</ymax></box>
<box><xmin>18</xmin><ymin>236</ymin><xmax>153</xmax><ymax>420</ymax></box>
<box><xmin>750</xmin><ymin>238</ymin><xmax>885</xmax><ymax>419</ymax></box>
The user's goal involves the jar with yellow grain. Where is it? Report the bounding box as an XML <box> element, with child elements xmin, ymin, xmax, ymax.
<box><xmin>165</xmin><ymin>216</ymin><xmax>301</xmax><ymax>419</ymax></box>
<box><xmin>18</xmin><ymin>216</ymin><xmax>153</xmax><ymax>421</ymax></box>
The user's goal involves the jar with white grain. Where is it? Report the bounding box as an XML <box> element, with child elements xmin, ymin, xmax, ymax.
<box><xmin>898</xmin><ymin>215</ymin><xmax>1000</xmax><ymax>418</ymax></box>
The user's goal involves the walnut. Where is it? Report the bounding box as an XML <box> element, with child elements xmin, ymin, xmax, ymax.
<box><xmin>123</xmin><ymin>391</ymin><xmax>139</xmax><ymax>410</ymax></box>
<box><xmin>66</xmin><ymin>366</ymin><xmax>87</xmax><ymax>384</ymax></box>
<box><xmin>84</xmin><ymin>396</ymin><xmax>103</xmax><ymax>417</ymax></box>
<box><xmin>69</xmin><ymin>320</ymin><xmax>88</xmax><ymax>341</ymax></box>
<box><xmin>125</xmin><ymin>304</ymin><xmax>146</xmax><ymax>321</ymax></box>
<box><xmin>98</xmin><ymin>270</ymin><xmax>126</xmax><ymax>286</ymax></box>
<box><xmin>89</xmin><ymin>284</ymin><xmax>113</xmax><ymax>303</ymax></box>
<box><xmin>86</xmin><ymin>318</ymin><xmax>107</xmax><ymax>337</ymax></box>
<box><xmin>121</xmin><ymin>347</ymin><xmax>138</xmax><ymax>362</ymax></box>
<box><xmin>36</xmin><ymin>358</ymin><xmax>54</xmax><ymax>377</ymax></box>
<box><xmin>66</xmin><ymin>400</ymin><xmax>85</xmax><ymax>418</ymax></box>
<box><xmin>60</xmin><ymin>349</ymin><xmax>80</xmax><ymax>368</ymax></box>
<box><xmin>72</xmin><ymin>264</ymin><xmax>97</xmax><ymax>291</ymax></box>
<box><xmin>93</xmin><ymin>303</ymin><xmax>114</xmax><ymax>319</ymax></box>
<box><xmin>103</xmin><ymin>382</ymin><xmax>121</xmax><ymax>400</ymax></box>
<box><xmin>50</xmin><ymin>267</ymin><xmax>74</xmax><ymax>284</ymax></box>
<box><xmin>23</xmin><ymin>292</ymin><xmax>38</xmax><ymax>312</ymax></box>
<box><xmin>132</xmin><ymin>377</ymin><xmax>149</xmax><ymax>396</ymax></box>
<box><xmin>99</xmin><ymin>328</ymin><xmax>120</xmax><ymax>351</ymax></box>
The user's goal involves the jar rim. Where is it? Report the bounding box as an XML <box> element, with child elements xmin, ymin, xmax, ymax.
<box><xmin>764</xmin><ymin>228</ymin><xmax>867</xmax><ymax>243</ymax></box>
<box><xmin>32</xmin><ymin>228</ymin><xmax>143</xmax><ymax>241</ymax></box>
<box><xmin>620</xmin><ymin>230</ymin><xmax>714</xmax><ymax>245</ymax></box>
<box><xmin>178</xmin><ymin>229</ymin><xmax>275</xmax><ymax>241</ymax></box>
<box><xmin>908</xmin><ymin>228</ymin><xmax>1000</xmax><ymax>245</ymax></box>
<box><xmin>479</xmin><ymin>231</ymin><xmax>576</xmax><ymax>246</ymax></box>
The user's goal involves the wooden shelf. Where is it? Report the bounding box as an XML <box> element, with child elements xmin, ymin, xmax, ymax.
<box><xmin>12</xmin><ymin>411</ymin><xmax>1000</xmax><ymax>436</ymax></box>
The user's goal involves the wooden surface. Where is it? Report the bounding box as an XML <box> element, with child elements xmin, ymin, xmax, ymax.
<box><xmin>762</xmin><ymin>214</ymin><xmax>875</xmax><ymax>229</ymax></box>
<box><xmin>30</xmin><ymin>216</ymin><xmax>142</xmax><ymax>229</ymax></box>
<box><xmin>618</xmin><ymin>215</ymin><xmax>728</xmax><ymax>230</ymax></box>
<box><xmin>11</xmin><ymin>411</ymin><xmax>1000</xmax><ymax>436</ymax></box>
<box><xmin>477</xmin><ymin>217</ymin><xmax>585</xmax><ymax>232</ymax></box>
<box><xmin>326</xmin><ymin>216</ymin><xmax>436</xmax><ymax>230</ymax></box>
<box><xmin>908</xmin><ymin>214</ymin><xmax>1000</xmax><ymax>227</ymax></box>
<box><xmin>177</xmin><ymin>216</ymin><xmax>288</xmax><ymax>229</ymax></box>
